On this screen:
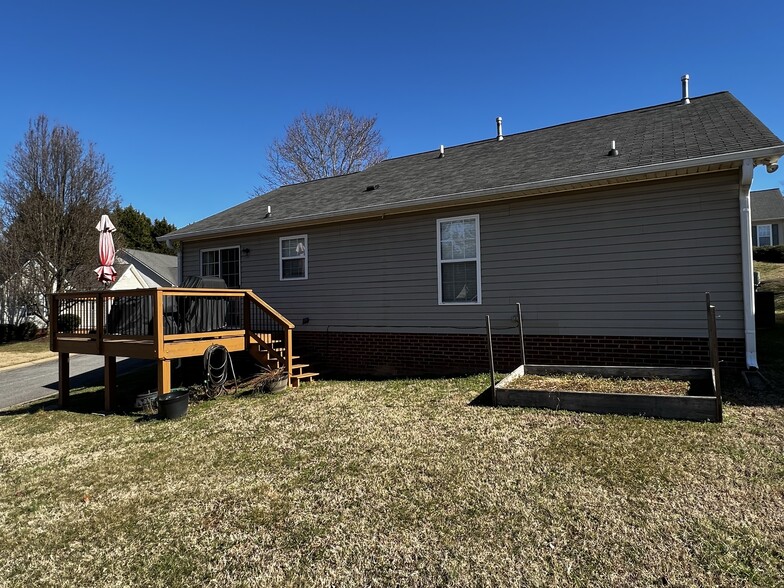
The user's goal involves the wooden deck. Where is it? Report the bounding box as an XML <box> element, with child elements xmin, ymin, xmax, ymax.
<box><xmin>49</xmin><ymin>287</ymin><xmax>316</xmax><ymax>411</ymax></box>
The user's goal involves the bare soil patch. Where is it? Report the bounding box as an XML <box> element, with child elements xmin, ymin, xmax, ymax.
<box><xmin>506</xmin><ymin>372</ymin><xmax>690</xmax><ymax>395</ymax></box>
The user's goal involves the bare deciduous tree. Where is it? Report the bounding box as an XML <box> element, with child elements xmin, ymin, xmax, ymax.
<box><xmin>261</xmin><ymin>105</ymin><xmax>388</xmax><ymax>189</ymax></box>
<box><xmin>0</xmin><ymin>115</ymin><xmax>117</xmax><ymax>323</ymax></box>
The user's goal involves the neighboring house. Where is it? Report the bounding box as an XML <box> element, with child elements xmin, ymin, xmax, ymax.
<box><xmin>163</xmin><ymin>90</ymin><xmax>784</xmax><ymax>375</ymax></box>
<box><xmin>750</xmin><ymin>188</ymin><xmax>784</xmax><ymax>246</ymax></box>
<box><xmin>114</xmin><ymin>248</ymin><xmax>179</xmax><ymax>288</ymax></box>
<box><xmin>1</xmin><ymin>249</ymin><xmax>178</xmax><ymax>326</ymax></box>
<box><xmin>0</xmin><ymin>258</ymin><xmax>64</xmax><ymax>327</ymax></box>
<box><xmin>110</xmin><ymin>263</ymin><xmax>151</xmax><ymax>290</ymax></box>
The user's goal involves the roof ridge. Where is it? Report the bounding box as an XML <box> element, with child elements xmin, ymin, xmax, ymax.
<box><xmin>122</xmin><ymin>247</ymin><xmax>176</xmax><ymax>259</ymax></box>
<box><xmin>164</xmin><ymin>91</ymin><xmax>783</xmax><ymax>242</ymax></box>
<box><xmin>369</xmin><ymin>92</ymin><xmax>736</xmax><ymax>165</ymax></box>
<box><xmin>264</xmin><ymin>91</ymin><xmax>737</xmax><ymax>194</ymax></box>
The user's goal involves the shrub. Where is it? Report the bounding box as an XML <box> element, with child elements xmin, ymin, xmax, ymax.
<box><xmin>57</xmin><ymin>313</ymin><xmax>81</xmax><ymax>333</ymax></box>
<box><xmin>753</xmin><ymin>245</ymin><xmax>784</xmax><ymax>263</ymax></box>
<box><xmin>15</xmin><ymin>321</ymin><xmax>40</xmax><ymax>341</ymax></box>
<box><xmin>0</xmin><ymin>324</ymin><xmax>13</xmax><ymax>343</ymax></box>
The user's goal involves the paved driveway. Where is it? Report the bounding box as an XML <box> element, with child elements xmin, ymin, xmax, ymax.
<box><xmin>0</xmin><ymin>356</ymin><xmax>148</xmax><ymax>410</ymax></box>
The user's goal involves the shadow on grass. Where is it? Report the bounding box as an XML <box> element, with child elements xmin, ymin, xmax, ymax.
<box><xmin>728</xmin><ymin>316</ymin><xmax>784</xmax><ymax>407</ymax></box>
<box><xmin>0</xmin><ymin>362</ymin><xmax>159</xmax><ymax>417</ymax></box>
<box><xmin>0</xmin><ymin>389</ymin><xmax>111</xmax><ymax>417</ymax></box>
<box><xmin>468</xmin><ymin>386</ymin><xmax>494</xmax><ymax>407</ymax></box>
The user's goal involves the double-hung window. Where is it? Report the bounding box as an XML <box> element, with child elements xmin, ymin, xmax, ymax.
<box><xmin>437</xmin><ymin>215</ymin><xmax>481</xmax><ymax>304</ymax></box>
<box><xmin>755</xmin><ymin>224</ymin><xmax>773</xmax><ymax>247</ymax></box>
<box><xmin>200</xmin><ymin>246</ymin><xmax>240</xmax><ymax>287</ymax></box>
<box><xmin>280</xmin><ymin>235</ymin><xmax>308</xmax><ymax>280</ymax></box>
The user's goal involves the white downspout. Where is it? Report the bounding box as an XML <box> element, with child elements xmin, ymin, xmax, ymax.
<box><xmin>739</xmin><ymin>158</ymin><xmax>757</xmax><ymax>369</ymax></box>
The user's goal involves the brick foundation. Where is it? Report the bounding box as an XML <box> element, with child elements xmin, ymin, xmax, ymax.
<box><xmin>294</xmin><ymin>331</ymin><xmax>745</xmax><ymax>377</ymax></box>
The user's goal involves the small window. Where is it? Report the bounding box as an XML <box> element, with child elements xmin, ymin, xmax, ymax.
<box><xmin>200</xmin><ymin>247</ymin><xmax>240</xmax><ymax>287</ymax></box>
<box><xmin>756</xmin><ymin>224</ymin><xmax>773</xmax><ymax>247</ymax></box>
<box><xmin>280</xmin><ymin>235</ymin><xmax>308</xmax><ymax>280</ymax></box>
<box><xmin>437</xmin><ymin>215</ymin><xmax>481</xmax><ymax>304</ymax></box>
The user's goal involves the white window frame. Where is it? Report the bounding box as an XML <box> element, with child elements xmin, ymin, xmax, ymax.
<box><xmin>756</xmin><ymin>224</ymin><xmax>773</xmax><ymax>247</ymax></box>
<box><xmin>437</xmin><ymin>214</ymin><xmax>482</xmax><ymax>305</ymax></box>
<box><xmin>199</xmin><ymin>246</ymin><xmax>241</xmax><ymax>287</ymax></box>
<box><xmin>280</xmin><ymin>235</ymin><xmax>308</xmax><ymax>281</ymax></box>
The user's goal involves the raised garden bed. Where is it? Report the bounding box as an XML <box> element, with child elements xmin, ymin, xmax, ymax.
<box><xmin>484</xmin><ymin>296</ymin><xmax>723</xmax><ymax>422</ymax></box>
<box><xmin>495</xmin><ymin>364</ymin><xmax>719</xmax><ymax>422</ymax></box>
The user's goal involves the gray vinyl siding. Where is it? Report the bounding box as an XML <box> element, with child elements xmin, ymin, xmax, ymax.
<box><xmin>182</xmin><ymin>171</ymin><xmax>744</xmax><ymax>339</ymax></box>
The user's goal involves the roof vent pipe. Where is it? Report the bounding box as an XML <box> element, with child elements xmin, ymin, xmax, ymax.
<box><xmin>496</xmin><ymin>117</ymin><xmax>503</xmax><ymax>141</ymax></box>
<box><xmin>681</xmin><ymin>74</ymin><xmax>690</xmax><ymax>104</ymax></box>
<box><xmin>439</xmin><ymin>145</ymin><xmax>445</xmax><ymax>158</ymax></box>
<box><xmin>608</xmin><ymin>140</ymin><xmax>619</xmax><ymax>157</ymax></box>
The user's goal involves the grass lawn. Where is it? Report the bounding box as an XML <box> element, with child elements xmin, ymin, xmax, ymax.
<box><xmin>1</xmin><ymin>371</ymin><xmax>782</xmax><ymax>587</ymax></box>
<box><xmin>0</xmin><ymin>265</ymin><xmax>781</xmax><ymax>586</ymax></box>
<box><xmin>0</xmin><ymin>338</ymin><xmax>55</xmax><ymax>369</ymax></box>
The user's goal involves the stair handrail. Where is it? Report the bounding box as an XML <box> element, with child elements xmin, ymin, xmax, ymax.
<box><xmin>244</xmin><ymin>290</ymin><xmax>295</xmax><ymax>329</ymax></box>
<box><xmin>244</xmin><ymin>290</ymin><xmax>294</xmax><ymax>376</ymax></box>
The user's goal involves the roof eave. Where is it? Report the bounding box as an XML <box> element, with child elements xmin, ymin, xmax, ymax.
<box><xmin>164</xmin><ymin>144</ymin><xmax>784</xmax><ymax>243</ymax></box>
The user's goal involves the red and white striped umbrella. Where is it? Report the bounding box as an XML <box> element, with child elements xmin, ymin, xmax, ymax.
<box><xmin>94</xmin><ymin>214</ymin><xmax>117</xmax><ymax>285</ymax></box>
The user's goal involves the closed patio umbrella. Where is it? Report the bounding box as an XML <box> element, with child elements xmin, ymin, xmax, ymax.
<box><xmin>94</xmin><ymin>214</ymin><xmax>117</xmax><ymax>285</ymax></box>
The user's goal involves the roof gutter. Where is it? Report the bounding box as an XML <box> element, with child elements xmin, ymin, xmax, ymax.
<box><xmin>739</xmin><ymin>159</ymin><xmax>758</xmax><ymax>369</ymax></box>
<box><xmin>164</xmin><ymin>144</ymin><xmax>784</xmax><ymax>243</ymax></box>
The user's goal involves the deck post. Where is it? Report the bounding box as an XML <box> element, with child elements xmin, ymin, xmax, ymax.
<box><xmin>104</xmin><ymin>356</ymin><xmax>117</xmax><ymax>412</ymax></box>
<box><xmin>49</xmin><ymin>294</ymin><xmax>58</xmax><ymax>353</ymax></box>
<box><xmin>96</xmin><ymin>293</ymin><xmax>105</xmax><ymax>355</ymax></box>
<box><xmin>153</xmin><ymin>289</ymin><xmax>171</xmax><ymax>396</ymax></box>
<box><xmin>285</xmin><ymin>327</ymin><xmax>293</xmax><ymax>380</ymax></box>
<box><xmin>153</xmin><ymin>289</ymin><xmax>164</xmax><ymax>355</ymax></box>
<box><xmin>58</xmin><ymin>352</ymin><xmax>70</xmax><ymax>407</ymax></box>
<box><xmin>243</xmin><ymin>292</ymin><xmax>251</xmax><ymax>349</ymax></box>
<box><xmin>157</xmin><ymin>359</ymin><xmax>171</xmax><ymax>396</ymax></box>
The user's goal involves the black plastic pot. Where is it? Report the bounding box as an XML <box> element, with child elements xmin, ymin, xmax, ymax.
<box><xmin>158</xmin><ymin>388</ymin><xmax>189</xmax><ymax>420</ymax></box>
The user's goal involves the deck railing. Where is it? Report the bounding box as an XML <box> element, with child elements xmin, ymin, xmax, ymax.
<box><xmin>50</xmin><ymin>287</ymin><xmax>294</xmax><ymax>364</ymax></box>
<box><xmin>50</xmin><ymin>287</ymin><xmax>300</xmax><ymax>410</ymax></box>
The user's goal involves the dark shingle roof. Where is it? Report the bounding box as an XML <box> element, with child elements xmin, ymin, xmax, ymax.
<box><xmin>751</xmin><ymin>188</ymin><xmax>784</xmax><ymax>221</ymax></box>
<box><xmin>166</xmin><ymin>92</ymin><xmax>783</xmax><ymax>241</ymax></box>
<box><xmin>116</xmin><ymin>249</ymin><xmax>178</xmax><ymax>286</ymax></box>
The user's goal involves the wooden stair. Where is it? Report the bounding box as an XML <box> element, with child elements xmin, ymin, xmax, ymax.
<box><xmin>244</xmin><ymin>291</ymin><xmax>316</xmax><ymax>388</ymax></box>
<box><xmin>247</xmin><ymin>340</ymin><xmax>318</xmax><ymax>387</ymax></box>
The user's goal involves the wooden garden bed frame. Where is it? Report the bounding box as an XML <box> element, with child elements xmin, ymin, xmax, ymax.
<box><xmin>486</xmin><ymin>295</ymin><xmax>723</xmax><ymax>422</ymax></box>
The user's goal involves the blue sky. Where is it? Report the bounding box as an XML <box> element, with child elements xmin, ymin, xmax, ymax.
<box><xmin>1</xmin><ymin>1</ymin><xmax>782</xmax><ymax>229</ymax></box>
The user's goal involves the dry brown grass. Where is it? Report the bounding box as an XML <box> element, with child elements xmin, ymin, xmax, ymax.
<box><xmin>506</xmin><ymin>373</ymin><xmax>690</xmax><ymax>395</ymax></box>
<box><xmin>755</xmin><ymin>261</ymin><xmax>784</xmax><ymax>283</ymax></box>
<box><xmin>756</xmin><ymin>261</ymin><xmax>784</xmax><ymax>312</ymax></box>
<box><xmin>0</xmin><ymin>374</ymin><xmax>782</xmax><ymax>587</ymax></box>
<box><xmin>0</xmin><ymin>338</ymin><xmax>55</xmax><ymax>369</ymax></box>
